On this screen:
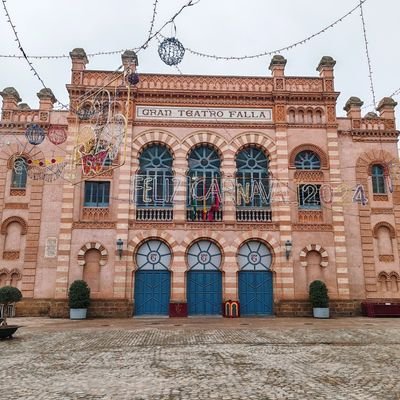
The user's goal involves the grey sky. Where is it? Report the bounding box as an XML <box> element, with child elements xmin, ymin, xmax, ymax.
<box><xmin>0</xmin><ymin>0</ymin><xmax>399</xmax><ymax>121</ymax></box>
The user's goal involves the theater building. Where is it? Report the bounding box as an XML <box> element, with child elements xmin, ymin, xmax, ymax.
<box><xmin>0</xmin><ymin>49</ymin><xmax>399</xmax><ymax>317</ymax></box>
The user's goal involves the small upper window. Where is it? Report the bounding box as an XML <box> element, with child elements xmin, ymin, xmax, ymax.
<box><xmin>295</xmin><ymin>151</ymin><xmax>321</xmax><ymax>170</ymax></box>
<box><xmin>298</xmin><ymin>184</ymin><xmax>321</xmax><ymax>209</ymax></box>
<box><xmin>11</xmin><ymin>157</ymin><xmax>27</xmax><ymax>188</ymax></box>
<box><xmin>371</xmin><ymin>164</ymin><xmax>386</xmax><ymax>194</ymax></box>
<box><xmin>84</xmin><ymin>181</ymin><xmax>110</xmax><ymax>207</ymax></box>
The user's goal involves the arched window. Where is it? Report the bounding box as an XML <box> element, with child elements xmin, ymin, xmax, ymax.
<box><xmin>83</xmin><ymin>249</ymin><xmax>102</xmax><ymax>292</ymax></box>
<box><xmin>236</xmin><ymin>147</ymin><xmax>269</xmax><ymax>208</ymax></box>
<box><xmin>288</xmin><ymin>110</ymin><xmax>295</xmax><ymax>123</ymax></box>
<box><xmin>371</xmin><ymin>164</ymin><xmax>386</xmax><ymax>194</ymax></box>
<box><xmin>136</xmin><ymin>144</ymin><xmax>173</xmax><ymax>207</ymax></box>
<box><xmin>295</xmin><ymin>151</ymin><xmax>321</xmax><ymax>170</ymax></box>
<box><xmin>315</xmin><ymin>110</ymin><xmax>322</xmax><ymax>124</ymax></box>
<box><xmin>187</xmin><ymin>240</ymin><xmax>221</xmax><ymax>270</ymax></box>
<box><xmin>306</xmin><ymin>110</ymin><xmax>313</xmax><ymax>124</ymax></box>
<box><xmin>187</xmin><ymin>145</ymin><xmax>221</xmax><ymax>221</ymax></box>
<box><xmin>298</xmin><ymin>110</ymin><xmax>305</xmax><ymax>124</ymax></box>
<box><xmin>11</xmin><ymin>157</ymin><xmax>27</xmax><ymax>188</ymax></box>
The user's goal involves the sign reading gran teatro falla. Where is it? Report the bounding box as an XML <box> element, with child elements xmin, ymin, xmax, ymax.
<box><xmin>136</xmin><ymin>106</ymin><xmax>273</xmax><ymax>123</ymax></box>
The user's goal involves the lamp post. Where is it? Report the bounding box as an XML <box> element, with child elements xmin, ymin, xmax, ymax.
<box><xmin>116</xmin><ymin>238</ymin><xmax>123</xmax><ymax>260</ymax></box>
<box><xmin>285</xmin><ymin>240</ymin><xmax>292</xmax><ymax>261</ymax></box>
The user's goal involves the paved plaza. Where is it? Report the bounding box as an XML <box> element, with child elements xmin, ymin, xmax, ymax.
<box><xmin>0</xmin><ymin>317</ymin><xmax>399</xmax><ymax>400</ymax></box>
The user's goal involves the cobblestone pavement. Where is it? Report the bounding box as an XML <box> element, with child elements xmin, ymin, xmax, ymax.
<box><xmin>0</xmin><ymin>317</ymin><xmax>399</xmax><ymax>400</ymax></box>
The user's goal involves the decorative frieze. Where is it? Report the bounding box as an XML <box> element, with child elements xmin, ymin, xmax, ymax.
<box><xmin>73</xmin><ymin>221</ymin><xmax>116</xmax><ymax>229</ymax></box>
<box><xmin>3</xmin><ymin>251</ymin><xmax>20</xmax><ymax>260</ymax></box>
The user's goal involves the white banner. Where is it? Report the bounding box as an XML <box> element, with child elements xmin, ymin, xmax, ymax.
<box><xmin>136</xmin><ymin>106</ymin><xmax>273</xmax><ymax>123</ymax></box>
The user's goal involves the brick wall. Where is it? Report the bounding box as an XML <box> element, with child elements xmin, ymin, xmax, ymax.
<box><xmin>275</xmin><ymin>300</ymin><xmax>362</xmax><ymax>317</ymax></box>
<box><xmin>16</xmin><ymin>299</ymin><xmax>132</xmax><ymax>318</ymax></box>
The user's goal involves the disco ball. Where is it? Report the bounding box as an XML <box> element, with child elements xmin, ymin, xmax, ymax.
<box><xmin>25</xmin><ymin>124</ymin><xmax>45</xmax><ymax>145</ymax></box>
<box><xmin>127</xmin><ymin>72</ymin><xmax>140</xmax><ymax>85</ymax></box>
<box><xmin>158</xmin><ymin>37</ymin><xmax>185</xmax><ymax>66</ymax></box>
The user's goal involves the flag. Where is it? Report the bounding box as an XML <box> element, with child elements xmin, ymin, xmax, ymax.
<box><xmin>191</xmin><ymin>195</ymin><xmax>197</xmax><ymax>221</ymax></box>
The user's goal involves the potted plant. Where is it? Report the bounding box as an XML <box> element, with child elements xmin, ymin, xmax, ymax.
<box><xmin>68</xmin><ymin>280</ymin><xmax>90</xmax><ymax>320</ymax></box>
<box><xmin>0</xmin><ymin>286</ymin><xmax>22</xmax><ymax>338</ymax></box>
<box><xmin>309</xmin><ymin>280</ymin><xmax>329</xmax><ymax>318</ymax></box>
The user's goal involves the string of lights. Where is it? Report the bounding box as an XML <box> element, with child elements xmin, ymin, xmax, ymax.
<box><xmin>390</xmin><ymin>87</ymin><xmax>400</xmax><ymax>98</ymax></box>
<box><xmin>1</xmin><ymin>0</ymin><xmax>52</xmax><ymax>92</ymax></box>
<box><xmin>359</xmin><ymin>0</ymin><xmax>377</xmax><ymax>110</ymax></box>
<box><xmin>166</xmin><ymin>0</ymin><xmax>368</xmax><ymax>61</ymax></box>
<box><xmin>1</xmin><ymin>0</ymin><xmax>362</xmax><ymax>63</ymax></box>
<box><xmin>1</xmin><ymin>0</ymin><xmax>72</xmax><ymax>111</ymax></box>
<box><xmin>146</xmin><ymin>0</ymin><xmax>160</xmax><ymax>46</ymax></box>
<box><xmin>1</xmin><ymin>0</ymin><xmax>199</xmax><ymax>114</ymax></box>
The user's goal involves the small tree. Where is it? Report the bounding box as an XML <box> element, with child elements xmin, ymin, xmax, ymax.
<box><xmin>309</xmin><ymin>280</ymin><xmax>329</xmax><ymax>308</ymax></box>
<box><xmin>0</xmin><ymin>286</ymin><xmax>22</xmax><ymax>326</ymax></box>
<box><xmin>68</xmin><ymin>280</ymin><xmax>90</xmax><ymax>309</ymax></box>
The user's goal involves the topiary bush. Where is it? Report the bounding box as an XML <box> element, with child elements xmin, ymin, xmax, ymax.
<box><xmin>0</xmin><ymin>286</ymin><xmax>22</xmax><ymax>326</ymax></box>
<box><xmin>309</xmin><ymin>280</ymin><xmax>329</xmax><ymax>308</ymax></box>
<box><xmin>68</xmin><ymin>280</ymin><xmax>90</xmax><ymax>309</ymax></box>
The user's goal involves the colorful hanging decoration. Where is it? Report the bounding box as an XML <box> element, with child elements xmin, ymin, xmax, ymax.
<box><xmin>47</xmin><ymin>125</ymin><xmax>67</xmax><ymax>145</ymax></box>
<box><xmin>80</xmin><ymin>150</ymin><xmax>109</xmax><ymax>176</ymax></box>
<box><xmin>77</xmin><ymin>105</ymin><xmax>96</xmax><ymax>121</ymax></box>
<box><xmin>25</xmin><ymin>124</ymin><xmax>45</xmax><ymax>145</ymax></box>
<box><xmin>27</xmin><ymin>159</ymin><xmax>67</xmax><ymax>182</ymax></box>
<box><xmin>158</xmin><ymin>37</ymin><xmax>185</xmax><ymax>66</ymax></box>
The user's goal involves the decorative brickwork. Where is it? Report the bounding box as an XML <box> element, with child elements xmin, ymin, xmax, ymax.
<box><xmin>77</xmin><ymin>242</ymin><xmax>108</xmax><ymax>266</ymax></box>
<box><xmin>299</xmin><ymin>244</ymin><xmax>329</xmax><ymax>268</ymax></box>
<box><xmin>289</xmin><ymin>144</ymin><xmax>328</xmax><ymax>169</ymax></box>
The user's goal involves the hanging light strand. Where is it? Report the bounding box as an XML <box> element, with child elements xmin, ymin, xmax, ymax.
<box><xmin>1</xmin><ymin>0</ymin><xmax>71</xmax><ymax>110</ymax></box>
<box><xmin>0</xmin><ymin>0</ymin><xmax>363</xmax><ymax>62</ymax></box>
<box><xmin>359</xmin><ymin>0</ymin><xmax>377</xmax><ymax>110</ymax></box>
<box><xmin>166</xmin><ymin>0</ymin><xmax>368</xmax><ymax>61</ymax></box>
<box><xmin>1</xmin><ymin>0</ymin><xmax>49</xmax><ymax>91</ymax></box>
<box><xmin>146</xmin><ymin>0</ymin><xmax>160</xmax><ymax>44</ymax></box>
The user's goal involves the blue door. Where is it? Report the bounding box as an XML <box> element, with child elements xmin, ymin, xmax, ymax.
<box><xmin>134</xmin><ymin>270</ymin><xmax>170</xmax><ymax>316</ymax></box>
<box><xmin>239</xmin><ymin>271</ymin><xmax>273</xmax><ymax>316</ymax></box>
<box><xmin>187</xmin><ymin>271</ymin><xmax>222</xmax><ymax>315</ymax></box>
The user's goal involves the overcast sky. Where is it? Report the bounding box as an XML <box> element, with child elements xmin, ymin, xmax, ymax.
<box><xmin>0</xmin><ymin>0</ymin><xmax>399</xmax><ymax>121</ymax></box>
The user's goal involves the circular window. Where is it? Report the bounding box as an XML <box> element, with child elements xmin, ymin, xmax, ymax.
<box><xmin>237</xmin><ymin>241</ymin><xmax>272</xmax><ymax>271</ymax></box>
<box><xmin>136</xmin><ymin>240</ymin><xmax>171</xmax><ymax>270</ymax></box>
<box><xmin>187</xmin><ymin>240</ymin><xmax>222</xmax><ymax>270</ymax></box>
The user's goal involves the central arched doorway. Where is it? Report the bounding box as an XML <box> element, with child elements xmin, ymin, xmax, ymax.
<box><xmin>238</xmin><ymin>240</ymin><xmax>273</xmax><ymax>316</ymax></box>
<box><xmin>187</xmin><ymin>240</ymin><xmax>222</xmax><ymax>315</ymax></box>
<box><xmin>134</xmin><ymin>239</ymin><xmax>171</xmax><ymax>316</ymax></box>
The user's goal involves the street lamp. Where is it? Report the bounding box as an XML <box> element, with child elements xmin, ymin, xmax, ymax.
<box><xmin>116</xmin><ymin>238</ymin><xmax>124</xmax><ymax>259</ymax></box>
<box><xmin>285</xmin><ymin>240</ymin><xmax>292</xmax><ymax>260</ymax></box>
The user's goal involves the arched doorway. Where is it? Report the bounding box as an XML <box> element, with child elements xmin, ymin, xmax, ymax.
<box><xmin>187</xmin><ymin>240</ymin><xmax>222</xmax><ymax>315</ymax></box>
<box><xmin>238</xmin><ymin>241</ymin><xmax>273</xmax><ymax>316</ymax></box>
<box><xmin>134</xmin><ymin>239</ymin><xmax>171</xmax><ymax>316</ymax></box>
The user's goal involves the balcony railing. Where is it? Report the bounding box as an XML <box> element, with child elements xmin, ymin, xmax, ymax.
<box><xmin>236</xmin><ymin>208</ymin><xmax>272</xmax><ymax>222</ymax></box>
<box><xmin>186</xmin><ymin>208</ymin><xmax>223</xmax><ymax>222</ymax></box>
<box><xmin>136</xmin><ymin>208</ymin><xmax>173</xmax><ymax>221</ymax></box>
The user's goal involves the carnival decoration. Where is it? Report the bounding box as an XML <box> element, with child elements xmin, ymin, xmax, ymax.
<box><xmin>27</xmin><ymin>160</ymin><xmax>68</xmax><ymax>182</ymax></box>
<box><xmin>158</xmin><ymin>37</ymin><xmax>185</xmax><ymax>66</ymax></box>
<box><xmin>47</xmin><ymin>125</ymin><xmax>67</xmax><ymax>145</ymax></box>
<box><xmin>70</xmin><ymin>85</ymin><xmax>129</xmax><ymax>183</ymax></box>
<box><xmin>25</xmin><ymin>124</ymin><xmax>45</xmax><ymax>145</ymax></box>
<box><xmin>127</xmin><ymin>72</ymin><xmax>140</xmax><ymax>85</ymax></box>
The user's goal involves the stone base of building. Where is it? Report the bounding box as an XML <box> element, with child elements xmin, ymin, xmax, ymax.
<box><xmin>275</xmin><ymin>300</ymin><xmax>362</xmax><ymax>317</ymax></box>
<box><xmin>16</xmin><ymin>299</ymin><xmax>133</xmax><ymax>318</ymax></box>
<box><xmin>14</xmin><ymin>298</ymin><xmax>366</xmax><ymax>318</ymax></box>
